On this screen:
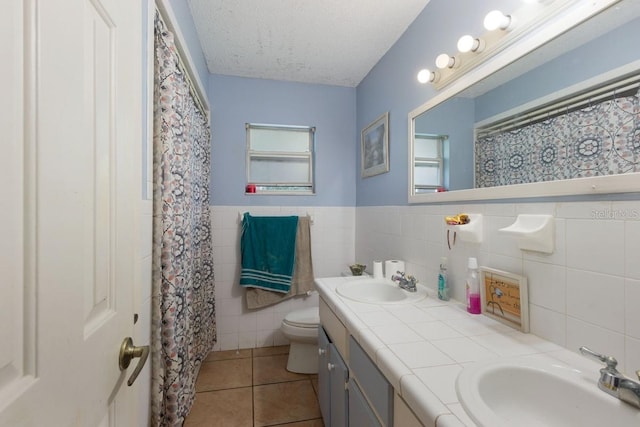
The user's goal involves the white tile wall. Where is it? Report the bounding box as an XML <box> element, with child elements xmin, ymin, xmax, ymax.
<box><xmin>202</xmin><ymin>200</ymin><xmax>640</xmax><ymax>374</ymax></box>
<box><xmin>355</xmin><ymin>201</ymin><xmax>640</xmax><ymax>376</ymax></box>
<box><xmin>210</xmin><ymin>205</ymin><xmax>356</xmax><ymax>351</ymax></box>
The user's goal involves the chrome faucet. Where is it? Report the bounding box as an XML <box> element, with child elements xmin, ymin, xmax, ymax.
<box><xmin>579</xmin><ymin>346</ymin><xmax>640</xmax><ymax>409</ymax></box>
<box><xmin>391</xmin><ymin>271</ymin><xmax>417</xmax><ymax>292</ymax></box>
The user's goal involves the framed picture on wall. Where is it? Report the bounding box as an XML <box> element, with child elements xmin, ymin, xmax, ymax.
<box><xmin>361</xmin><ymin>112</ymin><xmax>389</xmax><ymax>178</ymax></box>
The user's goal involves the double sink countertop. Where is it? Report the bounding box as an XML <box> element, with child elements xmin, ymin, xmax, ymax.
<box><xmin>314</xmin><ymin>275</ymin><xmax>605</xmax><ymax>427</ymax></box>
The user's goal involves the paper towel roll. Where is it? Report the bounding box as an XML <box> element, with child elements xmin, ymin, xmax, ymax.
<box><xmin>385</xmin><ymin>260</ymin><xmax>405</xmax><ymax>279</ymax></box>
<box><xmin>372</xmin><ymin>261</ymin><xmax>383</xmax><ymax>279</ymax></box>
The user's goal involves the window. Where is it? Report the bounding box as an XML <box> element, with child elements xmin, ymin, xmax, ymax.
<box><xmin>246</xmin><ymin>123</ymin><xmax>315</xmax><ymax>194</ymax></box>
<box><xmin>413</xmin><ymin>133</ymin><xmax>445</xmax><ymax>193</ymax></box>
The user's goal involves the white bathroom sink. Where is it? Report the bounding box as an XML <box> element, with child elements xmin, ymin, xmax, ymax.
<box><xmin>456</xmin><ymin>358</ymin><xmax>640</xmax><ymax>427</ymax></box>
<box><xmin>335</xmin><ymin>278</ymin><xmax>427</xmax><ymax>304</ymax></box>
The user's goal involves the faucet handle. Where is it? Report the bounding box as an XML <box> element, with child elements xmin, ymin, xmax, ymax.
<box><xmin>579</xmin><ymin>346</ymin><xmax>618</xmax><ymax>371</ymax></box>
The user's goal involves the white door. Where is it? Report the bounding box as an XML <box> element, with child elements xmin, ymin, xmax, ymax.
<box><xmin>0</xmin><ymin>0</ymin><xmax>143</xmax><ymax>425</ymax></box>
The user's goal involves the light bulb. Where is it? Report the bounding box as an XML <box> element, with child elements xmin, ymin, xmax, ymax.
<box><xmin>484</xmin><ymin>10</ymin><xmax>511</xmax><ymax>31</ymax></box>
<box><xmin>457</xmin><ymin>35</ymin><xmax>483</xmax><ymax>53</ymax></box>
<box><xmin>417</xmin><ymin>69</ymin><xmax>432</xmax><ymax>84</ymax></box>
<box><xmin>435</xmin><ymin>53</ymin><xmax>455</xmax><ymax>69</ymax></box>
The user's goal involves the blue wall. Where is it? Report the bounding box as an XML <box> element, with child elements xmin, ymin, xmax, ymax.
<box><xmin>209</xmin><ymin>75</ymin><xmax>357</xmax><ymax>206</ymax></box>
<box><xmin>414</xmin><ymin>97</ymin><xmax>475</xmax><ymax>191</ymax></box>
<box><xmin>356</xmin><ymin>0</ymin><xmax>519</xmax><ymax>206</ymax></box>
<box><xmin>164</xmin><ymin>0</ymin><xmax>639</xmax><ymax>207</ymax></box>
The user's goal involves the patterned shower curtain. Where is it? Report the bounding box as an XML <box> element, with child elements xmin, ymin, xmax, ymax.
<box><xmin>151</xmin><ymin>11</ymin><xmax>216</xmax><ymax>426</ymax></box>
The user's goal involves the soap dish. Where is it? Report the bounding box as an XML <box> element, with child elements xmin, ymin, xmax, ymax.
<box><xmin>499</xmin><ymin>214</ymin><xmax>554</xmax><ymax>253</ymax></box>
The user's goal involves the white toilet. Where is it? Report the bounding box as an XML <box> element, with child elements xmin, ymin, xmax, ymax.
<box><xmin>280</xmin><ymin>306</ymin><xmax>320</xmax><ymax>374</ymax></box>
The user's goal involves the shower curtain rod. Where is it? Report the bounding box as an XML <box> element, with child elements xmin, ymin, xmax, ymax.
<box><xmin>476</xmin><ymin>72</ymin><xmax>640</xmax><ymax>137</ymax></box>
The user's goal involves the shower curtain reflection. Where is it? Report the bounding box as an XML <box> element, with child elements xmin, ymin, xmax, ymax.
<box><xmin>151</xmin><ymin>11</ymin><xmax>216</xmax><ymax>426</ymax></box>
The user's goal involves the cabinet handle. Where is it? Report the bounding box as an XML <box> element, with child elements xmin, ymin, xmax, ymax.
<box><xmin>318</xmin><ymin>348</ymin><xmax>326</xmax><ymax>356</ymax></box>
<box><xmin>327</xmin><ymin>362</ymin><xmax>335</xmax><ymax>371</ymax></box>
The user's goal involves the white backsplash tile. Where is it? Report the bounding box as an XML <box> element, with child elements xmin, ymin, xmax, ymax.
<box><xmin>566</xmin><ymin>218</ymin><xmax>624</xmax><ymax>275</ymax></box>
<box><xmin>556</xmin><ymin>201</ymin><xmax>611</xmax><ymax>219</ymax></box>
<box><xmin>566</xmin><ymin>316</ymin><xmax>625</xmax><ymax>372</ymax></box>
<box><xmin>625</xmin><ymin>336</ymin><xmax>640</xmax><ymax>377</ymax></box>
<box><xmin>625</xmin><ymin>221</ymin><xmax>640</xmax><ymax>280</ymax></box>
<box><xmin>354</xmin><ymin>200</ymin><xmax>640</xmax><ymax>368</ymax></box>
<box><xmin>566</xmin><ymin>269</ymin><xmax>625</xmax><ymax>332</ymax></box>
<box><xmin>524</xmin><ymin>260</ymin><xmax>566</xmax><ymax>312</ymax></box>
<box><xmin>210</xmin><ymin>200</ymin><xmax>640</xmax><ymax>361</ymax></box>
<box><xmin>484</xmin><ymin>253</ymin><xmax>523</xmax><ymax>276</ymax></box>
<box><xmin>625</xmin><ymin>278</ymin><xmax>640</xmax><ymax>340</ymax></box>
<box><xmin>529</xmin><ymin>304</ymin><xmax>566</xmax><ymax>347</ymax></box>
<box><xmin>486</xmin><ymin>215</ymin><xmax>520</xmax><ymax>257</ymax></box>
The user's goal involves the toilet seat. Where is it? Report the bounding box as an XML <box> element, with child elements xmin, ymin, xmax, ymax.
<box><xmin>283</xmin><ymin>307</ymin><xmax>319</xmax><ymax>328</ymax></box>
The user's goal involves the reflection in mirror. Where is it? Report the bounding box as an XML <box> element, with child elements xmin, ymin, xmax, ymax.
<box><xmin>409</xmin><ymin>1</ymin><xmax>640</xmax><ymax>203</ymax></box>
<box><xmin>413</xmin><ymin>133</ymin><xmax>446</xmax><ymax>193</ymax></box>
<box><xmin>475</xmin><ymin>72</ymin><xmax>640</xmax><ymax>188</ymax></box>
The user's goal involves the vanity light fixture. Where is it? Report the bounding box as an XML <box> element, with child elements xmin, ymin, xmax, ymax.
<box><xmin>435</xmin><ymin>53</ymin><xmax>457</xmax><ymax>69</ymax></box>
<box><xmin>457</xmin><ymin>35</ymin><xmax>485</xmax><ymax>53</ymax></box>
<box><xmin>417</xmin><ymin>68</ymin><xmax>439</xmax><ymax>84</ymax></box>
<box><xmin>484</xmin><ymin>10</ymin><xmax>512</xmax><ymax>31</ymax></box>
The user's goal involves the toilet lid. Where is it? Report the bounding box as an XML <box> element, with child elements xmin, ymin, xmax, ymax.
<box><xmin>283</xmin><ymin>307</ymin><xmax>320</xmax><ymax>328</ymax></box>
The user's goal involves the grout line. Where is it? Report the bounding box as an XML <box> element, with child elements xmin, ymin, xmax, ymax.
<box><xmin>252</xmin><ymin>348</ymin><xmax>256</xmax><ymax>427</ymax></box>
<box><xmin>188</xmin><ymin>345</ymin><xmax>325</xmax><ymax>426</ymax></box>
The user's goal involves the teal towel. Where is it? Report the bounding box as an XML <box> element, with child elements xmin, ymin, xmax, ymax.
<box><xmin>240</xmin><ymin>213</ymin><xmax>299</xmax><ymax>293</ymax></box>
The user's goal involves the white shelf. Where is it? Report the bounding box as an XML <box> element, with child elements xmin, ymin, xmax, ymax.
<box><xmin>446</xmin><ymin>213</ymin><xmax>483</xmax><ymax>243</ymax></box>
<box><xmin>499</xmin><ymin>214</ymin><xmax>554</xmax><ymax>253</ymax></box>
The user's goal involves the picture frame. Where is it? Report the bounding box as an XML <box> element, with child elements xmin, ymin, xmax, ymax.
<box><xmin>361</xmin><ymin>112</ymin><xmax>389</xmax><ymax>178</ymax></box>
<box><xmin>479</xmin><ymin>267</ymin><xmax>529</xmax><ymax>333</ymax></box>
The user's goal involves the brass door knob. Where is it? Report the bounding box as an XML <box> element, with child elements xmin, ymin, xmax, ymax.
<box><xmin>119</xmin><ymin>337</ymin><xmax>149</xmax><ymax>386</ymax></box>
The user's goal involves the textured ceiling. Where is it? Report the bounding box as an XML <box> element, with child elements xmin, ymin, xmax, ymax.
<box><xmin>187</xmin><ymin>0</ymin><xmax>430</xmax><ymax>87</ymax></box>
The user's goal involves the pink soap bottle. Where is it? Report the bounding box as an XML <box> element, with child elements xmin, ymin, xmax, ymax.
<box><xmin>466</xmin><ymin>257</ymin><xmax>481</xmax><ymax>314</ymax></box>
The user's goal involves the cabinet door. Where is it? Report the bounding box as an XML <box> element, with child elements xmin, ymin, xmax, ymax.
<box><xmin>318</xmin><ymin>327</ymin><xmax>331</xmax><ymax>424</ymax></box>
<box><xmin>329</xmin><ymin>343</ymin><xmax>349</xmax><ymax>427</ymax></box>
<box><xmin>349</xmin><ymin>378</ymin><xmax>382</xmax><ymax>427</ymax></box>
<box><xmin>349</xmin><ymin>336</ymin><xmax>394</xmax><ymax>425</ymax></box>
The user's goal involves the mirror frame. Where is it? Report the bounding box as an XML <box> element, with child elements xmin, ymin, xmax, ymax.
<box><xmin>408</xmin><ymin>0</ymin><xmax>640</xmax><ymax>203</ymax></box>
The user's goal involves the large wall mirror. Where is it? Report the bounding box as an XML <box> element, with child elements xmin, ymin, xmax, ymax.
<box><xmin>409</xmin><ymin>0</ymin><xmax>640</xmax><ymax>203</ymax></box>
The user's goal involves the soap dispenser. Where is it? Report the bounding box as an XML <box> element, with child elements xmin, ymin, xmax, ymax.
<box><xmin>466</xmin><ymin>257</ymin><xmax>481</xmax><ymax>314</ymax></box>
<box><xmin>437</xmin><ymin>257</ymin><xmax>449</xmax><ymax>301</ymax></box>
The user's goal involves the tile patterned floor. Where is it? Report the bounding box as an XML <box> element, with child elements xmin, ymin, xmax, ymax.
<box><xmin>185</xmin><ymin>346</ymin><xmax>324</xmax><ymax>427</ymax></box>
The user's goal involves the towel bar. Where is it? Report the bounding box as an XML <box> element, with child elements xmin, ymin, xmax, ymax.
<box><xmin>238</xmin><ymin>211</ymin><xmax>315</xmax><ymax>225</ymax></box>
